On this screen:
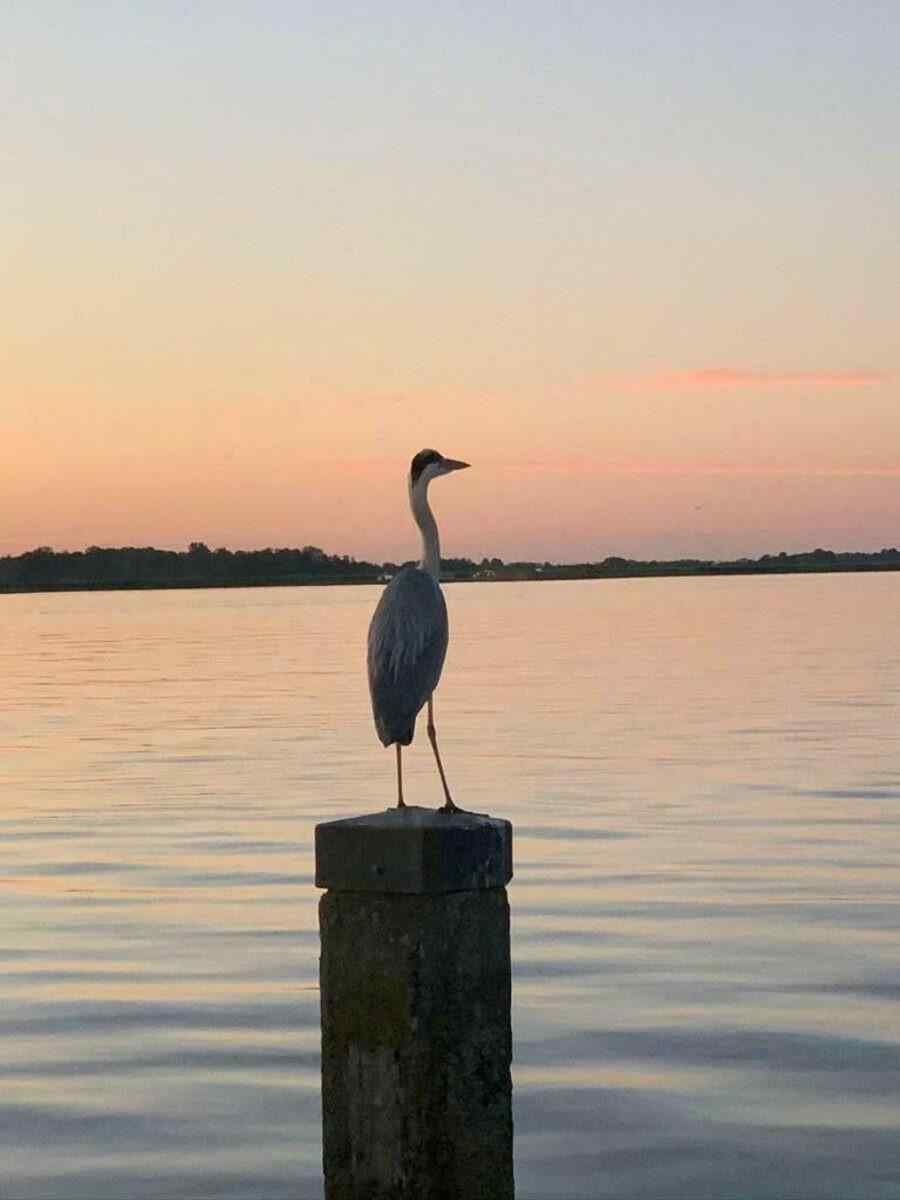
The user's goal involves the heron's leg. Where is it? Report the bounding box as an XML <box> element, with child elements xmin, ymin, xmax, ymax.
<box><xmin>427</xmin><ymin>696</ymin><xmax>459</xmax><ymax>813</ymax></box>
<box><xmin>396</xmin><ymin>743</ymin><xmax>406</xmax><ymax>808</ymax></box>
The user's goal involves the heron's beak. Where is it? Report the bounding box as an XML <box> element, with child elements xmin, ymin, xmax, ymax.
<box><xmin>442</xmin><ymin>458</ymin><xmax>470</xmax><ymax>472</ymax></box>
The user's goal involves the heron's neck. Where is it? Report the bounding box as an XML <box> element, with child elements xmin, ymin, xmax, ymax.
<box><xmin>409</xmin><ymin>481</ymin><xmax>441</xmax><ymax>580</ymax></box>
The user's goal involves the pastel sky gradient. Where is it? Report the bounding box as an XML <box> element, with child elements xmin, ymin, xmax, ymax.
<box><xmin>4</xmin><ymin>2</ymin><xmax>898</xmax><ymax>563</ymax></box>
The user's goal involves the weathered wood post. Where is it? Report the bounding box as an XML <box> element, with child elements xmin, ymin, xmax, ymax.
<box><xmin>316</xmin><ymin>806</ymin><xmax>514</xmax><ymax>1200</ymax></box>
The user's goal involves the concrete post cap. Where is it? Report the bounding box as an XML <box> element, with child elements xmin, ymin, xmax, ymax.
<box><xmin>315</xmin><ymin>806</ymin><xmax>513</xmax><ymax>894</ymax></box>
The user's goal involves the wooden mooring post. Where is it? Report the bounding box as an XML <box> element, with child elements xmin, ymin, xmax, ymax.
<box><xmin>316</xmin><ymin>806</ymin><xmax>514</xmax><ymax>1200</ymax></box>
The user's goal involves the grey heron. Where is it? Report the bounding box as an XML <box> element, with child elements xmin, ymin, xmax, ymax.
<box><xmin>367</xmin><ymin>448</ymin><xmax>469</xmax><ymax>811</ymax></box>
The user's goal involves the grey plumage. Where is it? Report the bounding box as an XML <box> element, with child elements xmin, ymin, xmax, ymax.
<box><xmin>367</xmin><ymin>447</ymin><xmax>468</xmax><ymax>810</ymax></box>
<box><xmin>367</xmin><ymin>566</ymin><xmax>448</xmax><ymax>746</ymax></box>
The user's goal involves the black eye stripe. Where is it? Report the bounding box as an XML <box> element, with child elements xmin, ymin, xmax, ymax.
<box><xmin>410</xmin><ymin>449</ymin><xmax>441</xmax><ymax>484</ymax></box>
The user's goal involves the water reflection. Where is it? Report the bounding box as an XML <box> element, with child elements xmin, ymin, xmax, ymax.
<box><xmin>0</xmin><ymin>575</ymin><xmax>899</xmax><ymax>1197</ymax></box>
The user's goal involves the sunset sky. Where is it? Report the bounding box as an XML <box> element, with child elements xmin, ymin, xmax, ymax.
<box><xmin>4</xmin><ymin>2</ymin><xmax>898</xmax><ymax>563</ymax></box>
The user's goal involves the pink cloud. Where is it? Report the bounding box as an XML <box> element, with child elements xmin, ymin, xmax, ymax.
<box><xmin>626</xmin><ymin>368</ymin><xmax>892</xmax><ymax>391</ymax></box>
<box><xmin>489</xmin><ymin>458</ymin><xmax>900</xmax><ymax>478</ymax></box>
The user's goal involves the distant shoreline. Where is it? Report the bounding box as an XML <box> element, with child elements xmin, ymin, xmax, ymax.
<box><xmin>2</xmin><ymin>549</ymin><xmax>899</xmax><ymax>596</ymax></box>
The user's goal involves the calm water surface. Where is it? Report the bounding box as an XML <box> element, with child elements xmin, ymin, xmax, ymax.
<box><xmin>1</xmin><ymin>575</ymin><xmax>898</xmax><ymax>1199</ymax></box>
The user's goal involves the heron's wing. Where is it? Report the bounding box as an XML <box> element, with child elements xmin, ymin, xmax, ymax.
<box><xmin>367</xmin><ymin>568</ymin><xmax>449</xmax><ymax>745</ymax></box>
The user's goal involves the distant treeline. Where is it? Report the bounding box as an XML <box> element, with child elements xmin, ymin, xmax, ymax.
<box><xmin>2</xmin><ymin>543</ymin><xmax>900</xmax><ymax>594</ymax></box>
<box><xmin>0</xmin><ymin>544</ymin><xmax>382</xmax><ymax>592</ymax></box>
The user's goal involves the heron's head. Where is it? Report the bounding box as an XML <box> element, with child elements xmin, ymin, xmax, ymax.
<box><xmin>409</xmin><ymin>449</ymin><xmax>470</xmax><ymax>493</ymax></box>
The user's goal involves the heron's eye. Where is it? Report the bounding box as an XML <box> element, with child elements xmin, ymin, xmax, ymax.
<box><xmin>410</xmin><ymin>449</ymin><xmax>441</xmax><ymax>485</ymax></box>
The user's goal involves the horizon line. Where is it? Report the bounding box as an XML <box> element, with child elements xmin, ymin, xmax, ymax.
<box><xmin>4</xmin><ymin>541</ymin><xmax>900</xmax><ymax>568</ymax></box>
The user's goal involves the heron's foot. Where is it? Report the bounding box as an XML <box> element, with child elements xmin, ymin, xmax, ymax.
<box><xmin>438</xmin><ymin>798</ymin><xmax>461</xmax><ymax>815</ymax></box>
<box><xmin>396</xmin><ymin>797</ymin><xmax>407</xmax><ymax>809</ymax></box>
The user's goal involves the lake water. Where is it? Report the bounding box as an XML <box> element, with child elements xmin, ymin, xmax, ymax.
<box><xmin>1</xmin><ymin>575</ymin><xmax>898</xmax><ymax>1199</ymax></box>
